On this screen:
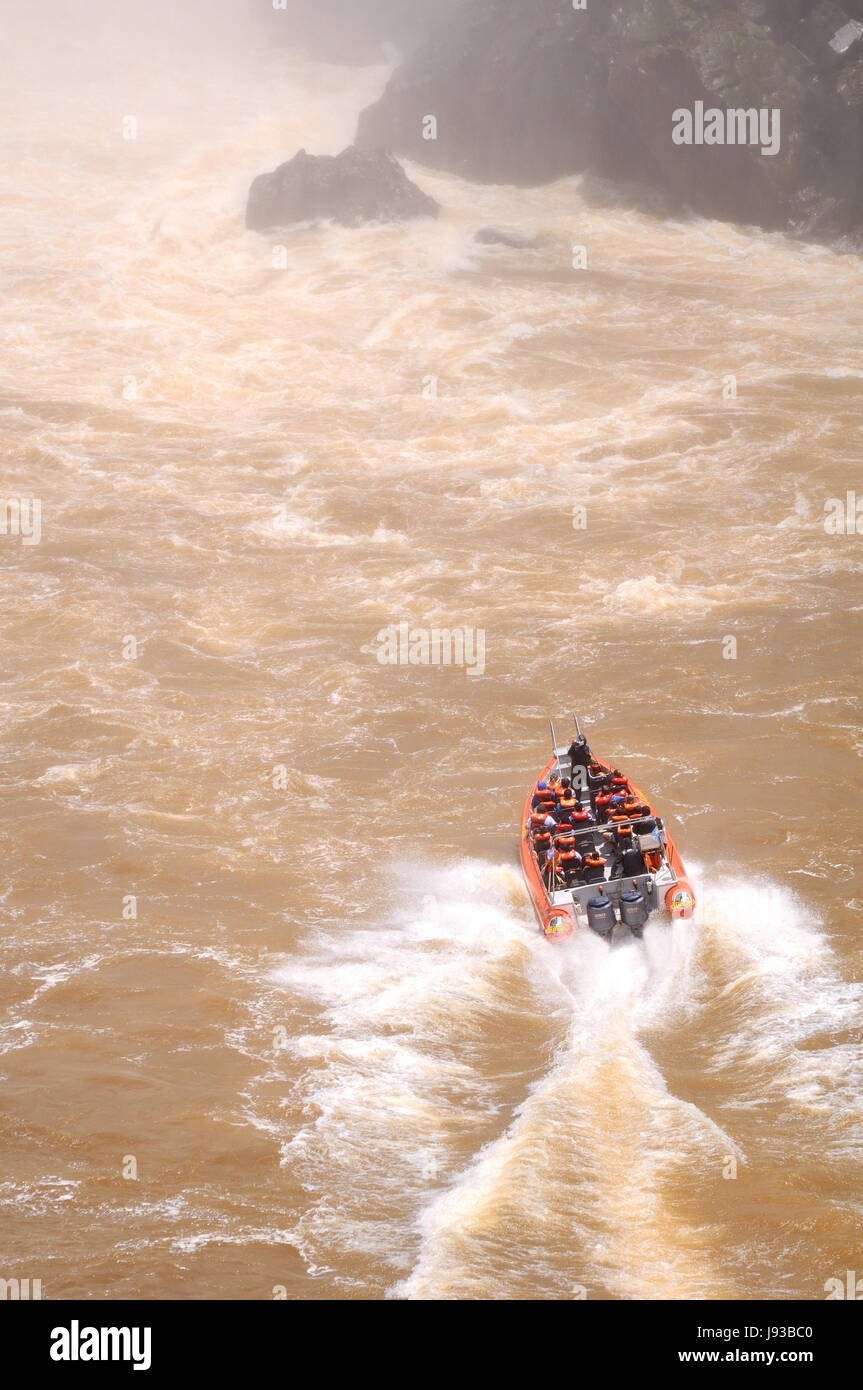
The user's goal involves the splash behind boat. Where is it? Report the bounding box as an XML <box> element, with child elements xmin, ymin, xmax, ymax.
<box><xmin>520</xmin><ymin>719</ymin><xmax>696</xmax><ymax>942</ymax></box>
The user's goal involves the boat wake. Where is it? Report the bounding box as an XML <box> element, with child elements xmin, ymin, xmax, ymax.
<box><xmin>264</xmin><ymin>859</ymin><xmax>860</xmax><ymax>1299</ymax></box>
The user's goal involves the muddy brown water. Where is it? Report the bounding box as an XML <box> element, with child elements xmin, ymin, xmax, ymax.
<box><xmin>0</xmin><ymin>2</ymin><xmax>861</xmax><ymax>1300</ymax></box>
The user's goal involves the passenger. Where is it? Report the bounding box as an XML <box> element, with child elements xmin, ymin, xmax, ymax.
<box><xmin>531</xmin><ymin>780</ymin><xmax>554</xmax><ymax>811</ymax></box>
<box><xmin>582</xmin><ymin>849</ymin><xmax>606</xmax><ymax>884</ymax></box>
<box><xmin>612</xmin><ymin>826</ymin><xmax>646</xmax><ymax>879</ymax></box>
<box><xmin>533</xmin><ymin>828</ymin><xmax>553</xmax><ymax>856</ymax></box>
<box><xmin>558</xmin><ymin>844</ymin><xmax>583</xmax><ymax>885</ymax></box>
<box><xmin>558</xmin><ymin>789</ymin><xmax>578</xmax><ymax>816</ymax></box>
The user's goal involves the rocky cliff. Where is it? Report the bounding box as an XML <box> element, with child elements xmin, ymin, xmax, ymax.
<box><xmin>353</xmin><ymin>0</ymin><xmax>863</xmax><ymax>243</ymax></box>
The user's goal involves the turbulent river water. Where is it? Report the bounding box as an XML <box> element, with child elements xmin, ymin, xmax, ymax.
<box><xmin>1</xmin><ymin>2</ymin><xmax>862</xmax><ymax>1300</ymax></box>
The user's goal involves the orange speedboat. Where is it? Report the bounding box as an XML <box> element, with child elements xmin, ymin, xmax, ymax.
<box><xmin>520</xmin><ymin>719</ymin><xmax>696</xmax><ymax>942</ymax></box>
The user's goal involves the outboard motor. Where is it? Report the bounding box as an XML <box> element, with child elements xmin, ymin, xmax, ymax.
<box><xmin>619</xmin><ymin>887</ymin><xmax>649</xmax><ymax>938</ymax></box>
<box><xmin>586</xmin><ymin>891</ymin><xmax>617</xmax><ymax>939</ymax></box>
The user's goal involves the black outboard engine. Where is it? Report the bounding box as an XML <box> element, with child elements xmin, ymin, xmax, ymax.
<box><xmin>620</xmin><ymin>886</ymin><xmax>649</xmax><ymax>938</ymax></box>
<box><xmin>587</xmin><ymin>891</ymin><xmax>616</xmax><ymax>939</ymax></box>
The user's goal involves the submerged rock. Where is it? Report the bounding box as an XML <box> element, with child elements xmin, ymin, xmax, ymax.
<box><xmin>354</xmin><ymin>0</ymin><xmax>863</xmax><ymax>246</ymax></box>
<box><xmin>245</xmin><ymin>146</ymin><xmax>440</xmax><ymax>230</ymax></box>
<box><xmin>474</xmin><ymin>226</ymin><xmax>539</xmax><ymax>248</ymax></box>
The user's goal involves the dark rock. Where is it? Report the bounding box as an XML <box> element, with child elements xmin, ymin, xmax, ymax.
<box><xmin>474</xmin><ymin>225</ymin><xmax>539</xmax><ymax>248</ymax></box>
<box><xmin>354</xmin><ymin>0</ymin><xmax>863</xmax><ymax>246</ymax></box>
<box><xmin>245</xmin><ymin>146</ymin><xmax>440</xmax><ymax>230</ymax></box>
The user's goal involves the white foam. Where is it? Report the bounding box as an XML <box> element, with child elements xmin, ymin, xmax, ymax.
<box><xmin>262</xmin><ymin>859</ymin><xmax>859</xmax><ymax>1297</ymax></box>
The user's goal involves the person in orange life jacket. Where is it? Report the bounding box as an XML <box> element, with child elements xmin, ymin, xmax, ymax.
<box><xmin>582</xmin><ymin>848</ymin><xmax>606</xmax><ymax>884</ymax></box>
<box><xmin>554</xmin><ymin>834</ymin><xmax>578</xmax><ymax>867</ymax></box>
<box><xmin>531</xmin><ymin>781</ymin><xmax>556</xmax><ymax>811</ymax></box>
<box><xmin>533</xmin><ymin>828</ymin><xmax>553</xmax><ymax>860</ymax></box>
<box><xmin>531</xmin><ymin>809</ymin><xmax>558</xmax><ymax>844</ymax></box>
<box><xmin>557</xmin><ymin>843</ymin><xmax>583</xmax><ymax>885</ymax></box>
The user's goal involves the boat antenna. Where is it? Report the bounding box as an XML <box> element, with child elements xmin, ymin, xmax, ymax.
<box><xmin>572</xmin><ymin>712</ymin><xmax>581</xmax><ymax>737</ymax></box>
<box><xmin>549</xmin><ymin>718</ymin><xmax>562</xmax><ymax>778</ymax></box>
